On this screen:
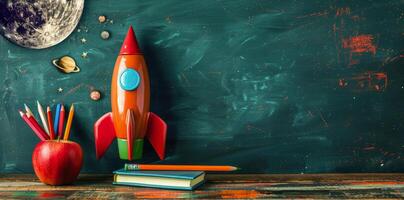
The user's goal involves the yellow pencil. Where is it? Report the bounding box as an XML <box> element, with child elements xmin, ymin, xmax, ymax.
<box><xmin>63</xmin><ymin>104</ymin><xmax>74</xmax><ymax>140</ymax></box>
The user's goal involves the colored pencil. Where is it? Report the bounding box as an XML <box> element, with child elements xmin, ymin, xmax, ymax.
<box><xmin>36</xmin><ymin>101</ymin><xmax>50</xmax><ymax>135</ymax></box>
<box><xmin>24</xmin><ymin>104</ymin><xmax>35</xmax><ymax>118</ymax></box>
<box><xmin>124</xmin><ymin>164</ymin><xmax>239</xmax><ymax>171</ymax></box>
<box><xmin>63</xmin><ymin>104</ymin><xmax>74</xmax><ymax>140</ymax></box>
<box><xmin>26</xmin><ymin>111</ymin><xmax>50</xmax><ymax>140</ymax></box>
<box><xmin>19</xmin><ymin>111</ymin><xmax>47</xmax><ymax>141</ymax></box>
<box><xmin>53</xmin><ymin>104</ymin><xmax>61</xmax><ymax>137</ymax></box>
<box><xmin>24</xmin><ymin>103</ymin><xmax>48</xmax><ymax>139</ymax></box>
<box><xmin>47</xmin><ymin>106</ymin><xmax>55</xmax><ymax>140</ymax></box>
<box><xmin>58</xmin><ymin>105</ymin><xmax>65</xmax><ymax>139</ymax></box>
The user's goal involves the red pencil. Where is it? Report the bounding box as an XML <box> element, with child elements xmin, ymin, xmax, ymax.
<box><xmin>47</xmin><ymin>106</ymin><xmax>55</xmax><ymax>140</ymax></box>
<box><xmin>26</xmin><ymin>112</ymin><xmax>49</xmax><ymax>140</ymax></box>
<box><xmin>19</xmin><ymin>111</ymin><xmax>47</xmax><ymax>141</ymax></box>
<box><xmin>58</xmin><ymin>105</ymin><xmax>65</xmax><ymax>139</ymax></box>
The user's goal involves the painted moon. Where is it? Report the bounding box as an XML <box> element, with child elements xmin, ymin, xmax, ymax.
<box><xmin>0</xmin><ymin>0</ymin><xmax>84</xmax><ymax>49</ymax></box>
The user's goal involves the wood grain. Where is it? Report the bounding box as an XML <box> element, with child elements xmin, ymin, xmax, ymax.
<box><xmin>1</xmin><ymin>174</ymin><xmax>404</xmax><ymax>199</ymax></box>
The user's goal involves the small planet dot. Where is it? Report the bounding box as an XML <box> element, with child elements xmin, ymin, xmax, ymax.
<box><xmin>101</xmin><ymin>30</ymin><xmax>110</xmax><ymax>40</ymax></box>
<box><xmin>90</xmin><ymin>90</ymin><xmax>101</xmax><ymax>101</ymax></box>
<box><xmin>98</xmin><ymin>15</ymin><xmax>106</xmax><ymax>23</ymax></box>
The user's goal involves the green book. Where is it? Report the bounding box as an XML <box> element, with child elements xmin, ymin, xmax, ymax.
<box><xmin>113</xmin><ymin>169</ymin><xmax>206</xmax><ymax>190</ymax></box>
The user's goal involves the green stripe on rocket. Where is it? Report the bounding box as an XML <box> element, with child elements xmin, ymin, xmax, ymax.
<box><xmin>117</xmin><ymin>138</ymin><xmax>144</xmax><ymax>160</ymax></box>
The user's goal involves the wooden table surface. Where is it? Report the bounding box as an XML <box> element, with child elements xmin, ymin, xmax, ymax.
<box><xmin>1</xmin><ymin>174</ymin><xmax>404</xmax><ymax>199</ymax></box>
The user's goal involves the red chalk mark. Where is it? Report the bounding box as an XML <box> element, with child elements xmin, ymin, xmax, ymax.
<box><xmin>338</xmin><ymin>79</ymin><xmax>348</xmax><ymax>88</ymax></box>
<box><xmin>339</xmin><ymin>72</ymin><xmax>388</xmax><ymax>92</ymax></box>
<box><xmin>336</xmin><ymin>7</ymin><xmax>351</xmax><ymax>16</ymax></box>
<box><xmin>353</xmin><ymin>72</ymin><xmax>387</xmax><ymax>90</ymax></box>
<box><xmin>374</xmin><ymin>72</ymin><xmax>388</xmax><ymax>91</ymax></box>
<box><xmin>342</xmin><ymin>35</ymin><xmax>377</xmax><ymax>66</ymax></box>
<box><xmin>342</xmin><ymin>35</ymin><xmax>377</xmax><ymax>55</ymax></box>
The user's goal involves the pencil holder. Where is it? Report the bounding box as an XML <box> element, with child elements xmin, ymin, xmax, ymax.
<box><xmin>32</xmin><ymin>140</ymin><xmax>83</xmax><ymax>185</ymax></box>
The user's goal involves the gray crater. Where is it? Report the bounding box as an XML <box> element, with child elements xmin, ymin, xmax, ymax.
<box><xmin>0</xmin><ymin>0</ymin><xmax>84</xmax><ymax>49</ymax></box>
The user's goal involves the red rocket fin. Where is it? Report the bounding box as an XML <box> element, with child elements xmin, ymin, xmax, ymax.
<box><xmin>94</xmin><ymin>112</ymin><xmax>116</xmax><ymax>159</ymax></box>
<box><xmin>119</xmin><ymin>25</ymin><xmax>142</xmax><ymax>55</ymax></box>
<box><xmin>146</xmin><ymin>112</ymin><xmax>167</xmax><ymax>160</ymax></box>
<box><xmin>126</xmin><ymin>109</ymin><xmax>135</xmax><ymax>160</ymax></box>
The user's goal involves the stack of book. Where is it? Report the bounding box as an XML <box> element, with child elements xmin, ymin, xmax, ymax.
<box><xmin>113</xmin><ymin>165</ymin><xmax>206</xmax><ymax>190</ymax></box>
<box><xmin>113</xmin><ymin>169</ymin><xmax>205</xmax><ymax>190</ymax></box>
<box><xmin>113</xmin><ymin>164</ymin><xmax>237</xmax><ymax>190</ymax></box>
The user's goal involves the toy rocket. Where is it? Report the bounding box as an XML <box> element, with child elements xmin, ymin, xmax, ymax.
<box><xmin>94</xmin><ymin>26</ymin><xmax>167</xmax><ymax>160</ymax></box>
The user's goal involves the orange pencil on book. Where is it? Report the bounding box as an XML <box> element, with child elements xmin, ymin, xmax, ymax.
<box><xmin>19</xmin><ymin>111</ymin><xmax>47</xmax><ymax>141</ymax></box>
<box><xmin>58</xmin><ymin>105</ymin><xmax>65</xmax><ymax>139</ymax></box>
<box><xmin>124</xmin><ymin>164</ymin><xmax>238</xmax><ymax>171</ymax></box>
<box><xmin>47</xmin><ymin>106</ymin><xmax>55</xmax><ymax>140</ymax></box>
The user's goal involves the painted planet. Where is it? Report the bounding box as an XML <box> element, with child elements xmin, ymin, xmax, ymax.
<box><xmin>0</xmin><ymin>0</ymin><xmax>84</xmax><ymax>49</ymax></box>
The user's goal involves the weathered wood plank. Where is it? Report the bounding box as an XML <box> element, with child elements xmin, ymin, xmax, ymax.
<box><xmin>1</xmin><ymin>174</ymin><xmax>404</xmax><ymax>199</ymax></box>
<box><xmin>0</xmin><ymin>189</ymin><xmax>403</xmax><ymax>199</ymax></box>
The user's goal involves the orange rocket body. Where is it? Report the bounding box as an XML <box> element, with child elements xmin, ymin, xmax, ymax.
<box><xmin>94</xmin><ymin>26</ymin><xmax>167</xmax><ymax>161</ymax></box>
<box><xmin>111</xmin><ymin>32</ymin><xmax>150</xmax><ymax>141</ymax></box>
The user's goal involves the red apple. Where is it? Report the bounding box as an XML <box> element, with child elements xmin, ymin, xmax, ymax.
<box><xmin>32</xmin><ymin>140</ymin><xmax>83</xmax><ymax>185</ymax></box>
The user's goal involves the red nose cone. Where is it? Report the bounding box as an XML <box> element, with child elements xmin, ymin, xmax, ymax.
<box><xmin>119</xmin><ymin>26</ymin><xmax>142</xmax><ymax>55</ymax></box>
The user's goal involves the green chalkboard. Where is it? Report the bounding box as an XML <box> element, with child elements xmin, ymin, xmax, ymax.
<box><xmin>0</xmin><ymin>0</ymin><xmax>403</xmax><ymax>173</ymax></box>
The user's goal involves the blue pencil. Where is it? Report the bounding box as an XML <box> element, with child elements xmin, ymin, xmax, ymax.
<box><xmin>54</xmin><ymin>104</ymin><xmax>61</xmax><ymax>136</ymax></box>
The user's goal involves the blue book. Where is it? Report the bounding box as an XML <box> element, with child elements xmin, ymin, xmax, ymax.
<box><xmin>113</xmin><ymin>169</ymin><xmax>205</xmax><ymax>190</ymax></box>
